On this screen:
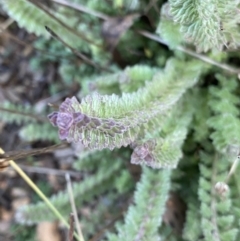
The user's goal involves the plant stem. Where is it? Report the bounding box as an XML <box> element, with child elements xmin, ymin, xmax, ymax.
<box><xmin>137</xmin><ymin>30</ymin><xmax>240</xmax><ymax>75</ymax></box>
<box><xmin>0</xmin><ymin>147</ymin><xmax>81</xmax><ymax>240</ymax></box>
<box><xmin>66</xmin><ymin>173</ymin><xmax>85</xmax><ymax>241</ymax></box>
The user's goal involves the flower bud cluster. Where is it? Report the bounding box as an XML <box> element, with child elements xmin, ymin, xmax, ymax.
<box><xmin>131</xmin><ymin>140</ymin><xmax>157</xmax><ymax>167</ymax></box>
<box><xmin>48</xmin><ymin>97</ymin><xmax>127</xmax><ymax>143</ymax></box>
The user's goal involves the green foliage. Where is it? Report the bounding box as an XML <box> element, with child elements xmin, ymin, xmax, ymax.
<box><xmin>131</xmin><ymin>98</ymin><xmax>193</xmax><ymax>168</ymax></box>
<box><xmin>20</xmin><ymin>123</ymin><xmax>59</xmax><ymax>142</ymax></box>
<box><xmin>16</xmin><ymin>160</ymin><xmax>122</xmax><ymax>224</ymax></box>
<box><xmin>71</xmin><ymin>0</ymin><xmax>142</xmax><ymax>12</ymax></box>
<box><xmin>169</xmin><ymin>0</ymin><xmax>240</xmax><ymax>52</ymax></box>
<box><xmin>0</xmin><ymin>102</ymin><xmax>58</xmax><ymax>143</ymax></box>
<box><xmin>183</xmin><ymin>200</ymin><xmax>202</xmax><ymax>240</ymax></box>
<box><xmin>191</xmin><ymin>89</ymin><xmax>211</xmax><ymax>142</ymax></box>
<box><xmin>0</xmin><ymin>0</ymin><xmax>85</xmax><ymax>48</ymax></box>
<box><xmin>106</xmin><ymin>168</ymin><xmax>171</xmax><ymax>241</ymax></box>
<box><xmin>29</xmin><ymin>38</ymin><xmax>72</xmax><ymax>70</ymax></box>
<box><xmin>10</xmin><ymin>223</ymin><xmax>36</xmax><ymax>241</ymax></box>
<box><xmin>198</xmin><ymin>152</ymin><xmax>238</xmax><ymax>241</ymax></box>
<box><xmin>81</xmin><ymin>64</ymin><xmax>157</xmax><ymax>96</ymax></box>
<box><xmin>73</xmin><ymin>148</ymin><xmax>130</xmax><ymax>172</ymax></box>
<box><xmin>156</xmin><ymin>3</ymin><xmax>183</xmax><ymax>49</ymax></box>
<box><xmin>207</xmin><ymin>75</ymin><xmax>240</xmax><ymax>152</ymax></box>
<box><xmin>231</xmin><ymin>166</ymin><xmax>240</xmax><ymax>241</ymax></box>
<box><xmin>80</xmin><ymin>192</ymin><xmax>125</xmax><ymax>238</ymax></box>
<box><xmin>58</xmin><ymin>59</ymin><xmax>204</xmax><ymax>153</ymax></box>
<box><xmin>0</xmin><ymin>102</ymin><xmax>38</xmax><ymax>124</ymax></box>
<box><xmin>73</xmin><ymin>149</ymin><xmax>112</xmax><ymax>172</ymax></box>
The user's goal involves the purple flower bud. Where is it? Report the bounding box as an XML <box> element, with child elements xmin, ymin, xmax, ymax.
<box><xmin>48</xmin><ymin>97</ymin><xmax>83</xmax><ymax>141</ymax></box>
<box><xmin>59</xmin><ymin>98</ymin><xmax>74</xmax><ymax>112</ymax></box>
<box><xmin>134</xmin><ymin>145</ymin><xmax>150</xmax><ymax>159</ymax></box>
<box><xmin>131</xmin><ymin>140</ymin><xmax>157</xmax><ymax>167</ymax></box>
<box><xmin>48</xmin><ymin>112</ymin><xmax>58</xmax><ymax>126</ymax></box>
<box><xmin>56</xmin><ymin>112</ymin><xmax>73</xmax><ymax>130</ymax></box>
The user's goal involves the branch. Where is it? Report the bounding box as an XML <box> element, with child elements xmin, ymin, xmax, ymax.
<box><xmin>137</xmin><ymin>30</ymin><xmax>240</xmax><ymax>75</ymax></box>
<box><xmin>50</xmin><ymin>0</ymin><xmax>108</xmax><ymax>20</ymax></box>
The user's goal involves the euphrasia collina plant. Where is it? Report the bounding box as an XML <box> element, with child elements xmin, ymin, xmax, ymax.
<box><xmin>48</xmin><ymin>58</ymin><xmax>203</xmax><ymax>168</ymax></box>
<box><xmin>1</xmin><ymin>0</ymin><xmax>240</xmax><ymax>240</ymax></box>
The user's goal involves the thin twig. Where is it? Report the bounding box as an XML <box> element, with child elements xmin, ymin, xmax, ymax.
<box><xmin>225</xmin><ymin>157</ymin><xmax>239</xmax><ymax>183</ymax></box>
<box><xmin>0</xmin><ymin>106</ymin><xmax>46</xmax><ymax>122</ymax></box>
<box><xmin>0</xmin><ymin>147</ymin><xmax>81</xmax><ymax>241</ymax></box>
<box><xmin>137</xmin><ymin>30</ymin><xmax>240</xmax><ymax>75</ymax></box>
<box><xmin>45</xmin><ymin>26</ymin><xmax>112</xmax><ymax>72</ymax></box>
<box><xmin>27</xmin><ymin>0</ymin><xmax>99</xmax><ymax>46</ymax></box>
<box><xmin>0</xmin><ymin>27</ymin><xmax>75</xmax><ymax>60</ymax></box>
<box><xmin>66</xmin><ymin>173</ymin><xmax>85</xmax><ymax>241</ymax></box>
<box><xmin>15</xmin><ymin>164</ymin><xmax>82</xmax><ymax>178</ymax></box>
<box><xmin>0</xmin><ymin>143</ymin><xmax>68</xmax><ymax>162</ymax></box>
<box><xmin>68</xmin><ymin>213</ymin><xmax>75</xmax><ymax>241</ymax></box>
<box><xmin>51</xmin><ymin>0</ymin><xmax>108</xmax><ymax>20</ymax></box>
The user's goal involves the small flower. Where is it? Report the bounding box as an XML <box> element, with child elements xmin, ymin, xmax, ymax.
<box><xmin>131</xmin><ymin>140</ymin><xmax>156</xmax><ymax>167</ymax></box>
<box><xmin>215</xmin><ymin>182</ymin><xmax>229</xmax><ymax>197</ymax></box>
<box><xmin>48</xmin><ymin>97</ymin><xmax>84</xmax><ymax>141</ymax></box>
<box><xmin>57</xmin><ymin>112</ymin><xmax>74</xmax><ymax>130</ymax></box>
